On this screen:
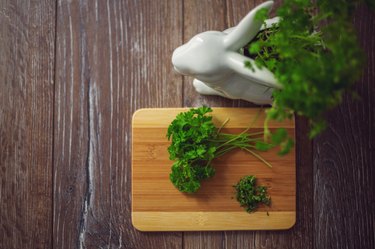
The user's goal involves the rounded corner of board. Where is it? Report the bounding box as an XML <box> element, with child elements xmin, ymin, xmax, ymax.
<box><xmin>283</xmin><ymin>213</ymin><xmax>297</xmax><ymax>230</ymax></box>
<box><xmin>132</xmin><ymin>108</ymin><xmax>148</xmax><ymax>121</ymax></box>
<box><xmin>131</xmin><ymin>212</ymin><xmax>148</xmax><ymax>232</ymax></box>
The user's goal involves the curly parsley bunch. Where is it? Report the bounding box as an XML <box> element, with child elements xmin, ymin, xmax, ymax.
<box><xmin>248</xmin><ymin>0</ymin><xmax>367</xmax><ymax>138</ymax></box>
<box><xmin>167</xmin><ymin>107</ymin><xmax>270</xmax><ymax>193</ymax></box>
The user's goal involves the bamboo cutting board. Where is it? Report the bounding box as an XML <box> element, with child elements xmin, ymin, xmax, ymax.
<box><xmin>132</xmin><ymin>108</ymin><xmax>296</xmax><ymax>231</ymax></box>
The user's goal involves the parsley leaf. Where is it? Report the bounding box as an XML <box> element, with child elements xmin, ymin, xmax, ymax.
<box><xmin>167</xmin><ymin>107</ymin><xmax>271</xmax><ymax>193</ymax></box>
<box><xmin>233</xmin><ymin>175</ymin><xmax>271</xmax><ymax>213</ymax></box>
<box><xmin>247</xmin><ymin>0</ymin><xmax>367</xmax><ymax>139</ymax></box>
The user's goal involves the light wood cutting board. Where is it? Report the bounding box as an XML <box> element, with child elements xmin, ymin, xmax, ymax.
<box><xmin>132</xmin><ymin>108</ymin><xmax>295</xmax><ymax>231</ymax></box>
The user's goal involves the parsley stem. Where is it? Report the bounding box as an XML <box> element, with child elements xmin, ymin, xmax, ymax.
<box><xmin>242</xmin><ymin>148</ymin><xmax>272</xmax><ymax>168</ymax></box>
<box><xmin>215</xmin><ymin>145</ymin><xmax>238</xmax><ymax>158</ymax></box>
<box><xmin>219</xmin><ymin>131</ymin><xmax>264</xmax><ymax>137</ymax></box>
<box><xmin>217</xmin><ymin>118</ymin><xmax>230</xmax><ymax>135</ymax></box>
<box><xmin>167</xmin><ymin>107</ymin><xmax>274</xmax><ymax>193</ymax></box>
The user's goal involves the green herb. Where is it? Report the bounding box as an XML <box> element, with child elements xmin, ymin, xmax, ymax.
<box><xmin>234</xmin><ymin>175</ymin><xmax>271</xmax><ymax>213</ymax></box>
<box><xmin>169</xmin><ymin>160</ymin><xmax>215</xmax><ymax>193</ymax></box>
<box><xmin>167</xmin><ymin>107</ymin><xmax>271</xmax><ymax>193</ymax></box>
<box><xmin>246</xmin><ymin>0</ymin><xmax>368</xmax><ymax>142</ymax></box>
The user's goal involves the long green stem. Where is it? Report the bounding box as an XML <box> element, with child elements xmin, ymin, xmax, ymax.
<box><xmin>217</xmin><ymin>118</ymin><xmax>230</xmax><ymax>135</ymax></box>
<box><xmin>215</xmin><ymin>145</ymin><xmax>238</xmax><ymax>158</ymax></box>
<box><xmin>242</xmin><ymin>148</ymin><xmax>272</xmax><ymax>168</ymax></box>
<box><xmin>219</xmin><ymin>131</ymin><xmax>264</xmax><ymax>137</ymax></box>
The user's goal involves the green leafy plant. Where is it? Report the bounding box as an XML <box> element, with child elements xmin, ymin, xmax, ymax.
<box><xmin>255</xmin><ymin>127</ymin><xmax>294</xmax><ymax>156</ymax></box>
<box><xmin>167</xmin><ymin>107</ymin><xmax>271</xmax><ymax>193</ymax></box>
<box><xmin>245</xmin><ymin>0</ymin><xmax>369</xmax><ymax>144</ymax></box>
<box><xmin>234</xmin><ymin>175</ymin><xmax>271</xmax><ymax>213</ymax></box>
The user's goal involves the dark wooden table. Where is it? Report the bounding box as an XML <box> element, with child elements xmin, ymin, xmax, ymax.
<box><xmin>1</xmin><ymin>1</ymin><xmax>374</xmax><ymax>248</ymax></box>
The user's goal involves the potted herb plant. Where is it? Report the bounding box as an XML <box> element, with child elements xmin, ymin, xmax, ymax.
<box><xmin>172</xmin><ymin>0</ymin><xmax>371</xmax><ymax>143</ymax></box>
<box><xmin>167</xmin><ymin>0</ymin><xmax>373</xmax><ymax>213</ymax></box>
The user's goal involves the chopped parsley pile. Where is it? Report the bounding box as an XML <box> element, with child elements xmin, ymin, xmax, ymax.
<box><xmin>234</xmin><ymin>175</ymin><xmax>271</xmax><ymax>213</ymax></box>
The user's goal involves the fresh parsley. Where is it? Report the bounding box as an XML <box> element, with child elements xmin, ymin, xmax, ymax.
<box><xmin>246</xmin><ymin>0</ymin><xmax>369</xmax><ymax>142</ymax></box>
<box><xmin>167</xmin><ymin>107</ymin><xmax>271</xmax><ymax>193</ymax></box>
<box><xmin>234</xmin><ymin>175</ymin><xmax>271</xmax><ymax>213</ymax></box>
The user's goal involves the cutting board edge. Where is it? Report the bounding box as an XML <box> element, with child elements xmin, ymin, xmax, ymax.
<box><xmin>131</xmin><ymin>211</ymin><xmax>296</xmax><ymax>232</ymax></box>
<box><xmin>131</xmin><ymin>107</ymin><xmax>295</xmax><ymax>128</ymax></box>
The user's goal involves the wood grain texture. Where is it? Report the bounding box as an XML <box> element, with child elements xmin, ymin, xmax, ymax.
<box><xmin>182</xmin><ymin>0</ymin><xmax>251</xmax><ymax>109</ymax></box>
<box><xmin>180</xmin><ymin>0</ymin><xmax>314</xmax><ymax>248</ymax></box>
<box><xmin>132</xmin><ymin>108</ymin><xmax>296</xmax><ymax>231</ymax></box>
<box><xmin>0</xmin><ymin>0</ymin><xmax>55</xmax><ymax>248</ymax></box>
<box><xmin>250</xmin><ymin>117</ymin><xmax>314</xmax><ymax>249</ymax></box>
<box><xmin>181</xmin><ymin>0</ymin><xmax>262</xmax><ymax>246</ymax></box>
<box><xmin>0</xmin><ymin>0</ymin><xmax>372</xmax><ymax>247</ymax></box>
<box><xmin>182</xmin><ymin>0</ymin><xmax>229</xmax><ymax>246</ymax></box>
<box><xmin>133</xmin><ymin>212</ymin><xmax>295</xmax><ymax>232</ymax></box>
<box><xmin>223</xmin><ymin>1</ymin><xmax>267</xmax><ymax>247</ymax></box>
<box><xmin>313</xmin><ymin>5</ymin><xmax>375</xmax><ymax>249</ymax></box>
<box><xmin>53</xmin><ymin>0</ymin><xmax>183</xmax><ymax>248</ymax></box>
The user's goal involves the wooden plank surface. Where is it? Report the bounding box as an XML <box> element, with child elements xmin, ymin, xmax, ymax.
<box><xmin>182</xmin><ymin>1</ymin><xmax>313</xmax><ymax>248</ymax></box>
<box><xmin>0</xmin><ymin>0</ymin><xmax>55</xmax><ymax>248</ymax></box>
<box><xmin>53</xmin><ymin>0</ymin><xmax>183</xmax><ymax>248</ymax></box>
<box><xmin>182</xmin><ymin>0</ymin><xmax>258</xmax><ymax>245</ymax></box>
<box><xmin>182</xmin><ymin>0</ymin><xmax>232</xmax><ymax>245</ymax></box>
<box><xmin>132</xmin><ymin>108</ymin><xmax>296</xmax><ymax>231</ymax></box>
<box><xmin>313</xmin><ymin>5</ymin><xmax>375</xmax><ymax>249</ymax></box>
<box><xmin>0</xmin><ymin>0</ymin><xmax>373</xmax><ymax>248</ymax></box>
